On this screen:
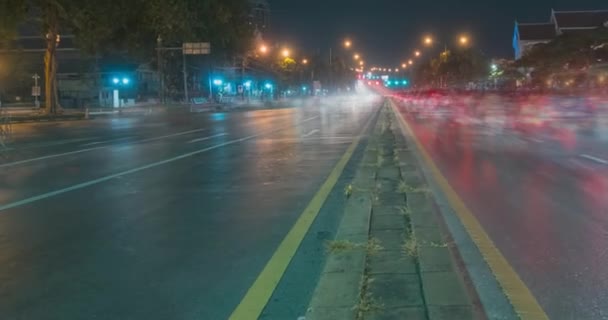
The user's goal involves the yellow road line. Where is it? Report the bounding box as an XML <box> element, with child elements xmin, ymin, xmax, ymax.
<box><xmin>229</xmin><ymin>110</ymin><xmax>375</xmax><ymax>320</ymax></box>
<box><xmin>389</xmin><ymin>100</ymin><xmax>548</xmax><ymax>320</ymax></box>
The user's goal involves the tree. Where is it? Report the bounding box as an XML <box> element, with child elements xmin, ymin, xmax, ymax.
<box><xmin>1</xmin><ymin>0</ymin><xmax>254</xmax><ymax>112</ymax></box>
<box><xmin>518</xmin><ymin>26</ymin><xmax>608</xmax><ymax>85</ymax></box>
<box><xmin>414</xmin><ymin>49</ymin><xmax>488</xmax><ymax>88</ymax></box>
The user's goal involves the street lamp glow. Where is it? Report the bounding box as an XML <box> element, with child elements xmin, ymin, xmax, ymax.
<box><xmin>213</xmin><ymin>79</ymin><xmax>223</xmax><ymax>85</ymax></box>
<box><xmin>112</xmin><ymin>78</ymin><xmax>119</xmax><ymax>84</ymax></box>
<box><xmin>354</xmin><ymin>53</ymin><xmax>360</xmax><ymax>60</ymax></box>
<box><xmin>281</xmin><ymin>49</ymin><xmax>291</xmax><ymax>58</ymax></box>
<box><xmin>302</xmin><ymin>58</ymin><xmax>308</xmax><ymax>64</ymax></box>
<box><xmin>491</xmin><ymin>64</ymin><xmax>498</xmax><ymax>71</ymax></box>
<box><xmin>402</xmin><ymin>63</ymin><xmax>407</xmax><ymax>68</ymax></box>
<box><xmin>415</xmin><ymin>50</ymin><xmax>421</xmax><ymax>57</ymax></box>
<box><xmin>265</xmin><ymin>83</ymin><xmax>273</xmax><ymax>89</ymax></box>
<box><xmin>424</xmin><ymin>36</ymin><xmax>433</xmax><ymax>46</ymax></box>
<box><xmin>459</xmin><ymin>35</ymin><xmax>469</xmax><ymax>46</ymax></box>
<box><xmin>259</xmin><ymin>44</ymin><xmax>268</xmax><ymax>54</ymax></box>
<box><xmin>344</xmin><ymin>39</ymin><xmax>352</xmax><ymax>48</ymax></box>
<box><xmin>359</xmin><ymin>60</ymin><xmax>364</xmax><ymax>66</ymax></box>
<box><xmin>122</xmin><ymin>78</ymin><xmax>129</xmax><ymax>85</ymax></box>
<box><xmin>408</xmin><ymin>60</ymin><xmax>413</xmax><ymax>65</ymax></box>
<box><xmin>244</xmin><ymin>81</ymin><xmax>252</xmax><ymax>88</ymax></box>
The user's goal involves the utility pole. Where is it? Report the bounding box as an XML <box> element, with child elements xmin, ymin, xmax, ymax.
<box><xmin>156</xmin><ymin>35</ymin><xmax>164</xmax><ymax>104</ymax></box>
<box><xmin>183</xmin><ymin>52</ymin><xmax>188</xmax><ymax>104</ymax></box>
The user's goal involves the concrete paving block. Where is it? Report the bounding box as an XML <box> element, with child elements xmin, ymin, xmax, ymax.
<box><xmin>368</xmin><ymin>250</ymin><xmax>417</xmax><ymax>275</ymax></box>
<box><xmin>376</xmin><ymin>193</ymin><xmax>406</xmax><ymax>206</ymax></box>
<box><xmin>407</xmin><ymin>193</ymin><xmax>433</xmax><ymax>211</ymax></box>
<box><xmin>418</xmin><ymin>246</ymin><xmax>454</xmax><ymax>272</ymax></box>
<box><xmin>402</xmin><ymin>171</ymin><xmax>424</xmax><ymax>187</ymax></box>
<box><xmin>398</xmin><ymin>164</ymin><xmax>418</xmax><ymax>174</ymax></box>
<box><xmin>358</xmin><ymin>166</ymin><xmax>378</xmax><ymax>179</ymax></box>
<box><xmin>421</xmin><ymin>272</ymin><xmax>470</xmax><ymax>307</ymax></box>
<box><xmin>377</xmin><ymin>167</ymin><xmax>401</xmax><ymax>180</ymax></box>
<box><xmin>309</xmin><ymin>271</ymin><xmax>362</xmax><ymax>308</ymax></box>
<box><xmin>335</xmin><ymin>232</ymin><xmax>369</xmax><ymax>244</ymax></box>
<box><xmin>368</xmin><ymin>274</ymin><xmax>424</xmax><ymax>308</ymax></box>
<box><xmin>365</xmin><ymin>307</ymin><xmax>427</xmax><ymax>320</ymax></box>
<box><xmin>339</xmin><ymin>201</ymin><xmax>372</xmax><ymax>236</ymax></box>
<box><xmin>413</xmin><ymin>227</ymin><xmax>443</xmax><ymax>244</ymax></box>
<box><xmin>370</xmin><ymin>230</ymin><xmax>404</xmax><ymax>251</ymax></box>
<box><xmin>352</xmin><ymin>176</ymin><xmax>376</xmax><ymax>190</ymax></box>
<box><xmin>306</xmin><ymin>306</ymin><xmax>356</xmax><ymax>320</ymax></box>
<box><xmin>409</xmin><ymin>208</ymin><xmax>437</xmax><ymax>228</ymax></box>
<box><xmin>375</xmin><ymin>180</ymin><xmax>398</xmax><ymax>193</ymax></box>
<box><xmin>427</xmin><ymin>305</ymin><xmax>474</xmax><ymax>320</ymax></box>
<box><xmin>371</xmin><ymin>214</ymin><xmax>405</xmax><ymax>232</ymax></box>
<box><xmin>325</xmin><ymin>250</ymin><xmax>367</xmax><ymax>274</ymax></box>
<box><xmin>372</xmin><ymin>206</ymin><xmax>402</xmax><ymax>216</ymax></box>
<box><xmin>397</xmin><ymin>150</ymin><xmax>416</xmax><ymax>163</ymax></box>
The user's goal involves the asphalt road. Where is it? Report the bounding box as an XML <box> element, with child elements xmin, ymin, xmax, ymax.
<box><xmin>394</xmin><ymin>97</ymin><xmax>608</xmax><ymax>320</ymax></box>
<box><xmin>0</xmin><ymin>96</ymin><xmax>379</xmax><ymax>319</ymax></box>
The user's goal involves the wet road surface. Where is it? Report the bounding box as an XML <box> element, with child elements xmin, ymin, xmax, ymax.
<box><xmin>0</xmin><ymin>97</ymin><xmax>379</xmax><ymax>319</ymax></box>
<box><xmin>394</xmin><ymin>96</ymin><xmax>608</xmax><ymax>320</ymax></box>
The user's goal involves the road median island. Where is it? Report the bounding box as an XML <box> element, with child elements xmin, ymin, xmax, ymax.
<box><xmin>305</xmin><ymin>100</ymin><xmax>476</xmax><ymax>320</ymax></box>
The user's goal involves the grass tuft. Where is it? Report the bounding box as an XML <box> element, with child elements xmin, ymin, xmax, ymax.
<box><xmin>402</xmin><ymin>232</ymin><xmax>418</xmax><ymax>258</ymax></box>
<box><xmin>326</xmin><ymin>240</ymin><xmax>358</xmax><ymax>253</ymax></box>
<box><xmin>398</xmin><ymin>206</ymin><xmax>412</xmax><ymax>217</ymax></box>
<box><xmin>365</xmin><ymin>238</ymin><xmax>384</xmax><ymax>255</ymax></box>
<box><xmin>344</xmin><ymin>184</ymin><xmax>353</xmax><ymax>198</ymax></box>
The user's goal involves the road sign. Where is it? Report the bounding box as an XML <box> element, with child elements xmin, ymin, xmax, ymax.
<box><xmin>183</xmin><ymin>42</ymin><xmax>211</xmax><ymax>55</ymax></box>
<box><xmin>32</xmin><ymin>86</ymin><xmax>41</xmax><ymax>97</ymax></box>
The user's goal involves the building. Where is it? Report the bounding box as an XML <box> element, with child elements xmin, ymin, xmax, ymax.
<box><xmin>513</xmin><ymin>9</ymin><xmax>608</xmax><ymax>59</ymax></box>
<box><xmin>248</xmin><ymin>0</ymin><xmax>270</xmax><ymax>36</ymax></box>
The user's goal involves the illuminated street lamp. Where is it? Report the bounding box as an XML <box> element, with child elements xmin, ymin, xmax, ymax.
<box><xmin>459</xmin><ymin>35</ymin><xmax>469</xmax><ymax>46</ymax></box>
<box><xmin>259</xmin><ymin>44</ymin><xmax>268</xmax><ymax>54</ymax></box>
<box><xmin>424</xmin><ymin>36</ymin><xmax>433</xmax><ymax>46</ymax></box>
<box><xmin>282</xmin><ymin>48</ymin><xmax>290</xmax><ymax>58</ymax></box>
<box><xmin>302</xmin><ymin>58</ymin><xmax>309</xmax><ymax>65</ymax></box>
<box><xmin>415</xmin><ymin>50</ymin><xmax>421</xmax><ymax>57</ymax></box>
<box><xmin>401</xmin><ymin>63</ymin><xmax>407</xmax><ymax>68</ymax></box>
<box><xmin>408</xmin><ymin>59</ymin><xmax>413</xmax><ymax>65</ymax></box>
<box><xmin>359</xmin><ymin>60</ymin><xmax>364</xmax><ymax>66</ymax></box>
<box><xmin>344</xmin><ymin>39</ymin><xmax>352</xmax><ymax>48</ymax></box>
<box><xmin>354</xmin><ymin>53</ymin><xmax>360</xmax><ymax>60</ymax></box>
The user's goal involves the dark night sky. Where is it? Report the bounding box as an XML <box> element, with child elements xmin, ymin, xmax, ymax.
<box><xmin>268</xmin><ymin>0</ymin><xmax>607</xmax><ymax>66</ymax></box>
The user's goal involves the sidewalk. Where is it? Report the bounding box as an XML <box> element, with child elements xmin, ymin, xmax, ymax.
<box><xmin>305</xmin><ymin>101</ymin><xmax>477</xmax><ymax>320</ymax></box>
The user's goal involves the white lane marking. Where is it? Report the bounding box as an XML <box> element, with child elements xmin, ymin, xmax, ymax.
<box><xmin>302</xmin><ymin>129</ymin><xmax>320</xmax><ymax>138</ymax></box>
<box><xmin>188</xmin><ymin>133</ymin><xmax>228</xmax><ymax>143</ymax></box>
<box><xmin>580</xmin><ymin>154</ymin><xmax>608</xmax><ymax>165</ymax></box>
<box><xmin>81</xmin><ymin>137</ymin><xmax>135</xmax><ymax>146</ymax></box>
<box><xmin>0</xmin><ymin>128</ymin><xmax>209</xmax><ymax>169</ymax></box>
<box><xmin>3</xmin><ymin>137</ymin><xmax>99</xmax><ymax>151</ymax></box>
<box><xmin>0</xmin><ymin>116</ymin><xmax>319</xmax><ymax>211</ymax></box>
<box><xmin>528</xmin><ymin>138</ymin><xmax>544</xmax><ymax>143</ymax></box>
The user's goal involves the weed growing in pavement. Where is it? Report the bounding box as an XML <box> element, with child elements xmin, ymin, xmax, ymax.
<box><xmin>325</xmin><ymin>240</ymin><xmax>358</xmax><ymax>253</ymax></box>
<box><xmin>402</xmin><ymin>232</ymin><xmax>418</xmax><ymax>258</ymax></box>
<box><xmin>430</xmin><ymin>241</ymin><xmax>448</xmax><ymax>248</ymax></box>
<box><xmin>393</xmin><ymin>152</ymin><xmax>400</xmax><ymax>164</ymax></box>
<box><xmin>354</xmin><ymin>276</ymin><xmax>384</xmax><ymax>319</ymax></box>
<box><xmin>398</xmin><ymin>180</ymin><xmax>431</xmax><ymax>195</ymax></box>
<box><xmin>398</xmin><ymin>206</ymin><xmax>412</xmax><ymax>217</ymax></box>
<box><xmin>344</xmin><ymin>184</ymin><xmax>353</xmax><ymax>198</ymax></box>
<box><xmin>365</xmin><ymin>238</ymin><xmax>384</xmax><ymax>255</ymax></box>
<box><xmin>376</xmin><ymin>153</ymin><xmax>385</xmax><ymax>168</ymax></box>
